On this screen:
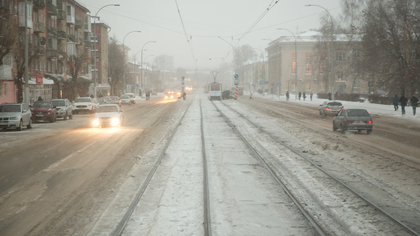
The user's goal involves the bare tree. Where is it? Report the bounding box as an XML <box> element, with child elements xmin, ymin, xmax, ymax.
<box><xmin>66</xmin><ymin>52</ymin><xmax>88</xmax><ymax>101</ymax></box>
<box><xmin>108</xmin><ymin>36</ymin><xmax>124</xmax><ymax>95</ymax></box>
<box><xmin>0</xmin><ymin>2</ymin><xmax>17</xmax><ymax>65</ymax></box>
<box><xmin>233</xmin><ymin>45</ymin><xmax>256</xmax><ymax>70</ymax></box>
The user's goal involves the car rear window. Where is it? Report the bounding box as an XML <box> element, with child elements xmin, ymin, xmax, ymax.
<box><xmin>76</xmin><ymin>98</ymin><xmax>91</xmax><ymax>102</ymax></box>
<box><xmin>328</xmin><ymin>102</ymin><xmax>342</xmax><ymax>106</ymax></box>
<box><xmin>347</xmin><ymin>109</ymin><xmax>370</xmax><ymax>116</ymax></box>
<box><xmin>52</xmin><ymin>101</ymin><xmax>65</xmax><ymax>106</ymax></box>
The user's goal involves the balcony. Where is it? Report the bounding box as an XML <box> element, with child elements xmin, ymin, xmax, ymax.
<box><xmin>75</xmin><ymin>20</ymin><xmax>83</xmax><ymax>28</ymax></box>
<box><xmin>37</xmin><ymin>46</ymin><xmax>46</xmax><ymax>56</ymax></box>
<box><xmin>47</xmin><ymin>49</ymin><xmax>58</xmax><ymax>58</ymax></box>
<box><xmin>47</xmin><ymin>4</ymin><xmax>57</xmax><ymax>16</ymax></box>
<box><xmin>58</xmin><ymin>51</ymin><xmax>66</xmax><ymax>60</ymax></box>
<box><xmin>47</xmin><ymin>27</ymin><xmax>57</xmax><ymax>38</ymax></box>
<box><xmin>84</xmin><ymin>40</ymin><xmax>91</xmax><ymax>48</ymax></box>
<box><xmin>76</xmin><ymin>38</ymin><xmax>83</xmax><ymax>46</ymax></box>
<box><xmin>57</xmin><ymin>30</ymin><xmax>66</xmax><ymax>40</ymax></box>
<box><xmin>33</xmin><ymin>0</ymin><xmax>46</xmax><ymax>9</ymax></box>
<box><xmin>68</xmin><ymin>35</ymin><xmax>75</xmax><ymax>42</ymax></box>
<box><xmin>33</xmin><ymin>22</ymin><xmax>45</xmax><ymax>33</ymax></box>
<box><xmin>58</xmin><ymin>9</ymin><xmax>66</xmax><ymax>20</ymax></box>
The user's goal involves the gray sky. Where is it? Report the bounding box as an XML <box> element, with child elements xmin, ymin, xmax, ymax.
<box><xmin>80</xmin><ymin>0</ymin><xmax>341</xmax><ymax>70</ymax></box>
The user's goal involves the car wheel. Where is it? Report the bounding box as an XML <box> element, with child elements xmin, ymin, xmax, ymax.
<box><xmin>367</xmin><ymin>129</ymin><xmax>372</xmax><ymax>135</ymax></box>
<box><xmin>27</xmin><ymin>118</ymin><xmax>32</xmax><ymax>129</ymax></box>
<box><xmin>64</xmin><ymin>112</ymin><xmax>68</xmax><ymax>120</ymax></box>
<box><xmin>340</xmin><ymin>124</ymin><xmax>346</xmax><ymax>134</ymax></box>
<box><xmin>333</xmin><ymin>123</ymin><xmax>337</xmax><ymax>131</ymax></box>
<box><xmin>17</xmin><ymin>120</ymin><xmax>23</xmax><ymax>131</ymax></box>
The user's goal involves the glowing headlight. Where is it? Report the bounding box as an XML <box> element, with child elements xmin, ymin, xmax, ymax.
<box><xmin>165</xmin><ymin>96</ymin><xmax>168</xmax><ymax>99</ymax></box>
<box><xmin>10</xmin><ymin>117</ymin><xmax>18</xmax><ymax>120</ymax></box>
<box><xmin>111</xmin><ymin>117</ymin><xmax>120</xmax><ymax>126</ymax></box>
<box><xmin>170</xmin><ymin>95</ymin><xmax>173</xmax><ymax>98</ymax></box>
<box><xmin>93</xmin><ymin>119</ymin><xmax>99</xmax><ymax>126</ymax></box>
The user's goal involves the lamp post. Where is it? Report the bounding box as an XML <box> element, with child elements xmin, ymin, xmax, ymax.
<box><xmin>92</xmin><ymin>4</ymin><xmax>119</xmax><ymax>98</ymax></box>
<box><xmin>143</xmin><ymin>54</ymin><xmax>154</xmax><ymax>93</ymax></box>
<box><xmin>123</xmin><ymin>30</ymin><xmax>141</xmax><ymax>93</ymax></box>
<box><xmin>306</xmin><ymin>4</ymin><xmax>334</xmax><ymax>100</ymax></box>
<box><xmin>278</xmin><ymin>28</ymin><xmax>298</xmax><ymax>100</ymax></box>
<box><xmin>24</xmin><ymin>0</ymin><xmax>29</xmax><ymax>104</ymax></box>
<box><xmin>140</xmin><ymin>41</ymin><xmax>156</xmax><ymax>97</ymax></box>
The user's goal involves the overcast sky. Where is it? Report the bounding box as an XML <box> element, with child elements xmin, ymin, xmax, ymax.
<box><xmin>80</xmin><ymin>0</ymin><xmax>341</xmax><ymax>70</ymax></box>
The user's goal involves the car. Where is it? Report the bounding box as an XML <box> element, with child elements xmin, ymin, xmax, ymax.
<box><xmin>92</xmin><ymin>104</ymin><xmax>124</xmax><ymax>128</ymax></box>
<box><xmin>51</xmin><ymin>99</ymin><xmax>73</xmax><ymax>120</ymax></box>
<box><xmin>72</xmin><ymin>97</ymin><xmax>96</xmax><ymax>114</ymax></box>
<box><xmin>120</xmin><ymin>95</ymin><xmax>131</xmax><ymax>105</ymax></box>
<box><xmin>333</xmin><ymin>108</ymin><xmax>373</xmax><ymax>134</ymax></box>
<box><xmin>0</xmin><ymin>103</ymin><xmax>32</xmax><ymax>131</ymax></box>
<box><xmin>31</xmin><ymin>101</ymin><xmax>57</xmax><ymax>123</ymax></box>
<box><xmin>125</xmin><ymin>93</ymin><xmax>136</xmax><ymax>104</ymax></box>
<box><xmin>164</xmin><ymin>93</ymin><xmax>174</xmax><ymax>99</ymax></box>
<box><xmin>319</xmin><ymin>101</ymin><xmax>343</xmax><ymax>116</ymax></box>
<box><xmin>98</xmin><ymin>96</ymin><xmax>113</xmax><ymax>105</ymax></box>
<box><xmin>176</xmin><ymin>91</ymin><xmax>182</xmax><ymax>99</ymax></box>
<box><xmin>111</xmin><ymin>96</ymin><xmax>122</xmax><ymax>106</ymax></box>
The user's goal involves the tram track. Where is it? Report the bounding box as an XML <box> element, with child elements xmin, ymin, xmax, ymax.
<box><xmin>211</xmin><ymin>100</ymin><xmax>418</xmax><ymax>236</ymax></box>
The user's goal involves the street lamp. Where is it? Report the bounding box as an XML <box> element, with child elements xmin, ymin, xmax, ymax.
<box><xmin>278</xmin><ymin>28</ymin><xmax>298</xmax><ymax>100</ymax></box>
<box><xmin>306</xmin><ymin>4</ymin><xmax>335</xmax><ymax>100</ymax></box>
<box><xmin>123</xmin><ymin>30</ymin><xmax>141</xmax><ymax>93</ymax></box>
<box><xmin>93</xmin><ymin>4</ymin><xmax>119</xmax><ymax>98</ymax></box>
<box><xmin>140</xmin><ymin>41</ymin><xmax>156</xmax><ymax>97</ymax></box>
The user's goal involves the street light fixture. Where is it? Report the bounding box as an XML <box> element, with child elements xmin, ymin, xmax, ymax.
<box><xmin>93</xmin><ymin>4</ymin><xmax>119</xmax><ymax>98</ymax></box>
<box><xmin>278</xmin><ymin>28</ymin><xmax>298</xmax><ymax>100</ymax></box>
<box><xmin>140</xmin><ymin>41</ymin><xmax>156</xmax><ymax>97</ymax></box>
<box><xmin>123</xmin><ymin>30</ymin><xmax>141</xmax><ymax>93</ymax></box>
<box><xmin>306</xmin><ymin>4</ymin><xmax>335</xmax><ymax>100</ymax></box>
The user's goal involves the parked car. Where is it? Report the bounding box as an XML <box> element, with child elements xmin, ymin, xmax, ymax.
<box><xmin>333</xmin><ymin>108</ymin><xmax>373</xmax><ymax>134</ymax></box>
<box><xmin>31</xmin><ymin>101</ymin><xmax>56</xmax><ymax>123</ymax></box>
<box><xmin>0</xmin><ymin>103</ymin><xmax>32</xmax><ymax>131</ymax></box>
<box><xmin>111</xmin><ymin>96</ymin><xmax>122</xmax><ymax>106</ymax></box>
<box><xmin>72</xmin><ymin>97</ymin><xmax>96</xmax><ymax>114</ymax></box>
<box><xmin>51</xmin><ymin>99</ymin><xmax>73</xmax><ymax>119</ymax></box>
<box><xmin>319</xmin><ymin>101</ymin><xmax>343</xmax><ymax>116</ymax></box>
<box><xmin>125</xmin><ymin>93</ymin><xmax>136</xmax><ymax>104</ymax></box>
<box><xmin>120</xmin><ymin>95</ymin><xmax>131</xmax><ymax>105</ymax></box>
<box><xmin>92</xmin><ymin>104</ymin><xmax>124</xmax><ymax>128</ymax></box>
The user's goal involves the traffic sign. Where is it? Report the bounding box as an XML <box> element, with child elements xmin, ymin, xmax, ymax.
<box><xmin>234</xmin><ymin>78</ymin><xmax>239</xmax><ymax>86</ymax></box>
<box><xmin>277</xmin><ymin>82</ymin><xmax>281</xmax><ymax>86</ymax></box>
<box><xmin>234</xmin><ymin>74</ymin><xmax>238</xmax><ymax>79</ymax></box>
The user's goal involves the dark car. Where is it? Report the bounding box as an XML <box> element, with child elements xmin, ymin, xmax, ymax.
<box><xmin>333</xmin><ymin>108</ymin><xmax>373</xmax><ymax>134</ymax></box>
<box><xmin>31</xmin><ymin>101</ymin><xmax>56</xmax><ymax>123</ymax></box>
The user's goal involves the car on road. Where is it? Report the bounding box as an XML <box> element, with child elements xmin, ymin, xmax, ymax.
<box><xmin>319</xmin><ymin>101</ymin><xmax>343</xmax><ymax>116</ymax></box>
<box><xmin>51</xmin><ymin>99</ymin><xmax>73</xmax><ymax>120</ymax></box>
<box><xmin>72</xmin><ymin>97</ymin><xmax>96</xmax><ymax>114</ymax></box>
<box><xmin>31</xmin><ymin>101</ymin><xmax>56</xmax><ymax>123</ymax></box>
<box><xmin>120</xmin><ymin>95</ymin><xmax>131</xmax><ymax>105</ymax></box>
<box><xmin>0</xmin><ymin>103</ymin><xmax>32</xmax><ymax>131</ymax></box>
<box><xmin>333</xmin><ymin>108</ymin><xmax>373</xmax><ymax>134</ymax></box>
<box><xmin>125</xmin><ymin>93</ymin><xmax>136</xmax><ymax>104</ymax></box>
<box><xmin>92</xmin><ymin>104</ymin><xmax>124</xmax><ymax>128</ymax></box>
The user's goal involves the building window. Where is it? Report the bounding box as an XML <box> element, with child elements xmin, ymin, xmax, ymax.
<box><xmin>336</xmin><ymin>52</ymin><xmax>345</xmax><ymax>61</ymax></box>
<box><xmin>353</xmin><ymin>81</ymin><xmax>360</xmax><ymax>88</ymax></box>
<box><xmin>291</xmin><ymin>62</ymin><xmax>296</xmax><ymax>74</ymax></box>
<box><xmin>305</xmin><ymin>82</ymin><xmax>311</xmax><ymax>91</ymax></box>
<box><xmin>354</xmin><ymin>65</ymin><xmax>359</xmax><ymax>75</ymax></box>
<box><xmin>306</xmin><ymin>53</ymin><xmax>311</xmax><ymax>58</ymax></box>
<box><xmin>337</xmin><ymin>71</ymin><xmax>343</xmax><ymax>81</ymax></box>
<box><xmin>353</xmin><ymin>49</ymin><xmax>359</xmax><ymax>58</ymax></box>
<box><xmin>320</xmin><ymin>62</ymin><xmax>324</xmax><ymax>74</ymax></box>
<box><xmin>305</xmin><ymin>62</ymin><xmax>311</xmax><ymax>75</ymax></box>
<box><xmin>292</xmin><ymin>53</ymin><xmax>295</xmax><ymax>58</ymax></box>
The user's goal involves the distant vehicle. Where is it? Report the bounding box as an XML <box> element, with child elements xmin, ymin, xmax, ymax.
<box><xmin>92</xmin><ymin>104</ymin><xmax>124</xmax><ymax>128</ymax></box>
<box><xmin>51</xmin><ymin>99</ymin><xmax>73</xmax><ymax>119</ymax></box>
<box><xmin>31</xmin><ymin>101</ymin><xmax>56</xmax><ymax>123</ymax></box>
<box><xmin>176</xmin><ymin>91</ymin><xmax>182</xmax><ymax>99</ymax></box>
<box><xmin>125</xmin><ymin>93</ymin><xmax>136</xmax><ymax>104</ymax></box>
<box><xmin>319</xmin><ymin>101</ymin><xmax>343</xmax><ymax>116</ymax></box>
<box><xmin>112</xmin><ymin>96</ymin><xmax>122</xmax><ymax>106</ymax></box>
<box><xmin>208</xmin><ymin>82</ymin><xmax>222</xmax><ymax>100</ymax></box>
<box><xmin>0</xmin><ymin>103</ymin><xmax>32</xmax><ymax>131</ymax></box>
<box><xmin>333</xmin><ymin>108</ymin><xmax>373</xmax><ymax>134</ymax></box>
<box><xmin>120</xmin><ymin>95</ymin><xmax>131</xmax><ymax>105</ymax></box>
<box><xmin>72</xmin><ymin>97</ymin><xmax>96</xmax><ymax>114</ymax></box>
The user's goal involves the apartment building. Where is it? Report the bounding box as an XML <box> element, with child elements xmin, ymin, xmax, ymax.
<box><xmin>91</xmin><ymin>19</ymin><xmax>110</xmax><ymax>96</ymax></box>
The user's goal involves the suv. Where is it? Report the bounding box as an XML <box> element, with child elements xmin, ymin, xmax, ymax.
<box><xmin>72</xmin><ymin>97</ymin><xmax>96</xmax><ymax>114</ymax></box>
<box><xmin>51</xmin><ymin>99</ymin><xmax>73</xmax><ymax>119</ymax></box>
<box><xmin>31</xmin><ymin>101</ymin><xmax>57</xmax><ymax>123</ymax></box>
<box><xmin>0</xmin><ymin>103</ymin><xmax>32</xmax><ymax>131</ymax></box>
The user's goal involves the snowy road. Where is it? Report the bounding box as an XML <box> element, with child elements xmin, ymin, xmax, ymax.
<box><xmin>0</xmin><ymin>91</ymin><xmax>419</xmax><ymax>235</ymax></box>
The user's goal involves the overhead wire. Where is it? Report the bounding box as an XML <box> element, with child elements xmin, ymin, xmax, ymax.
<box><xmin>174</xmin><ymin>0</ymin><xmax>197</xmax><ymax>68</ymax></box>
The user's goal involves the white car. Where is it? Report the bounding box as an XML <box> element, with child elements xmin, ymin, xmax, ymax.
<box><xmin>125</xmin><ymin>93</ymin><xmax>136</xmax><ymax>104</ymax></box>
<box><xmin>120</xmin><ymin>95</ymin><xmax>131</xmax><ymax>105</ymax></box>
<box><xmin>92</xmin><ymin>104</ymin><xmax>124</xmax><ymax>128</ymax></box>
<box><xmin>51</xmin><ymin>99</ymin><xmax>73</xmax><ymax>119</ymax></box>
<box><xmin>0</xmin><ymin>103</ymin><xmax>32</xmax><ymax>131</ymax></box>
<box><xmin>73</xmin><ymin>97</ymin><xmax>96</xmax><ymax>114</ymax></box>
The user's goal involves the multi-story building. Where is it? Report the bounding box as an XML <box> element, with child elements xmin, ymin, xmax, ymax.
<box><xmin>266</xmin><ymin>31</ymin><xmax>368</xmax><ymax>96</ymax></box>
<box><xmin>91</xmin><ymin>19</ymin><xmax>110</xmax><ymax>96</ymax></box>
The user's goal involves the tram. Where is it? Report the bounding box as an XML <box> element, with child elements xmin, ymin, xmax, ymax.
<box><xmin>208</xmin><ymin>82</ymin><xmax>223</xmax><ymax>100</ymax></box>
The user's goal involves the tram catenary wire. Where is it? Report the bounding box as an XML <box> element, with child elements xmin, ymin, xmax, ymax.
<box><xmin>214</xmin><ymin>100</ymin><xmax>419</xmax><ymax>236</ymax></box>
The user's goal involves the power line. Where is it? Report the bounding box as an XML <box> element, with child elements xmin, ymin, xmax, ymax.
<box><xmin>174</xmin><ymin>0</ymin><xmax>197</xmax><ymax>67</ymax></box>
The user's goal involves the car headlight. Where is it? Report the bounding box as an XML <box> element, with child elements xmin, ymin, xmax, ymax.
<box><xmin>93</xmin><ymin>118</ymin><xmax>99</xmax><ymax>126</ymax></box>
<box><xmin>10</xmin><ymin>117</ymin><xmax>18</xmax><ymax>120</ymax></box>
<box><xmin>111</xmin><ymin>117</ymin><xmax>120</xmax><ymax>126</ymax></box>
